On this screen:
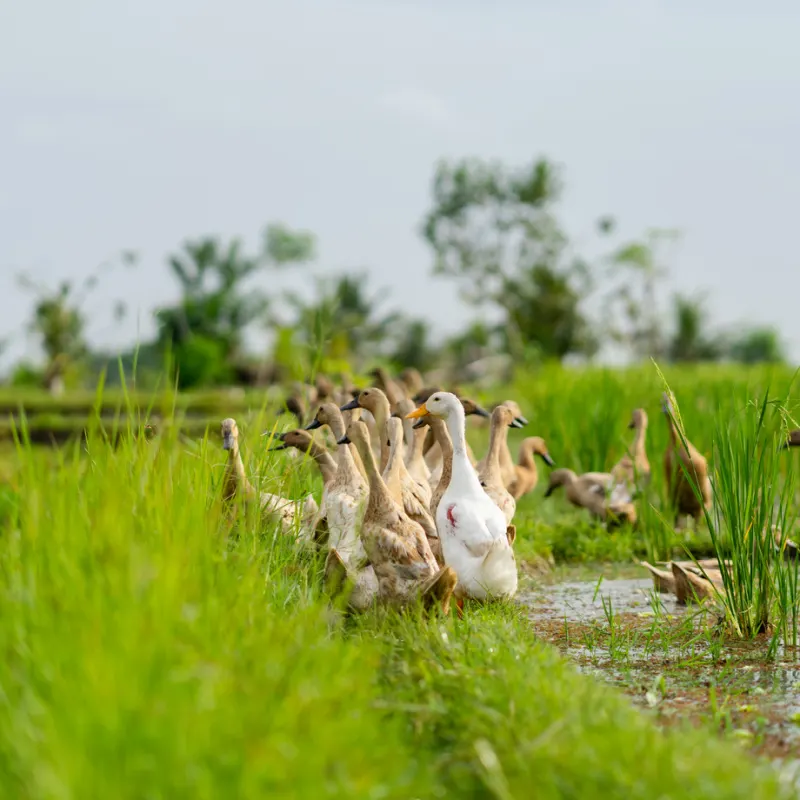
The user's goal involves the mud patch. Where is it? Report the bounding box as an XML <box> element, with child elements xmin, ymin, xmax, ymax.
<box><xmin>521</xmin><ymin>566</ymin><xmax>800</xmax><ymax>766</ymax></box>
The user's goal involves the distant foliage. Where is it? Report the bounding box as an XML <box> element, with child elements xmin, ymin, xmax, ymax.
<box><xmin>421</xmin><ymin>157</ymin><xmax>599</xmax><ymax>363</ymax></box>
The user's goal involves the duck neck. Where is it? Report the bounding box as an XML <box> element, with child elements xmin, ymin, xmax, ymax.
<box><xmin>444</xmin><ymin>407</ymin><xmax>484</xmax><ymax>493</ymax></box>
<box><xmin>382</xmin><ymin>435</ymin><xmax>404</xmax><ymax>502</ymax></box>
<box><xmin>358</xmin><ymin>438</ymin><xmax>396</xmax><ymax>516</ymax></box>
<box><xmin>483</xmin><ymin>415</ymin><xmax>507</xmax><ymax>479</ymax></box>
<box><xmin>370</xmin><ymin>397</ymin><xmax>392</xmax><ymax>471</ymax></box>
<box><xmin>408</xmin><ymin>426</ymin><xmax>427</xmax><ymax>468</ymax></box>
<box><xmin>518</xmin><ymin>443</ymin><xmax>536</xmax><ymax>469</ymax></box>
<box><xmin>303</xmin><ymin>442</ymin><xmax>337</xmax><ymax>485</ymax></box>
<box><xmin>224</xmin><ymin>440</ymin><xmax>256</xmax><ymax>501</ymax></box>
<box><xmin>631</xmin><ymin>423</ymin><xmax>647</xmax><ymax>457</ymax></box>
<box><xmin>665</xmin><ymin>415</ymin><xmax>679</xmax><ymax>447</ymax></box>
<box><xmin>432</xmin><ymin>419</ymin><xmax>453</xmax><ymax>492</ymax></box>
<box><xmin>327</xmin><ymin>413</ymin><xmax>362</xmax><ymax>487</ymax></box>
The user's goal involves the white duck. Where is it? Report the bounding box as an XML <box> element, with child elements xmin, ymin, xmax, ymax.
<box><xmin>406</xmin><ymin>392</ymin><xmax>518</xmax><ymax>604</ymax></box>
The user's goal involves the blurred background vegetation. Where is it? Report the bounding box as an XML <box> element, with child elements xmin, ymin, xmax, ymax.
<box><xmin>2</xmin><ymin>157</ymin><xmax>787</xmax><ymax>397</ymax></box>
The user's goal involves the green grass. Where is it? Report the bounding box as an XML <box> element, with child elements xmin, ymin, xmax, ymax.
<box><xmin>0</xmin><ymin>387</ymin><xmax>793</xmax><ymax>798</ymax></box>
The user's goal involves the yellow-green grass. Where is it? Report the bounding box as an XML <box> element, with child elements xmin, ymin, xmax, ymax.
<box><xmin>0</xmin><ymin>369</ymin><xmax>795</xmax><ymax>797</ymax></box>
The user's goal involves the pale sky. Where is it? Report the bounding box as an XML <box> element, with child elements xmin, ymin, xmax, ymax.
<box><xmin>2</xmin><ymin>1</ymin><xmax>800</xmax><ymax>372</ymax></box>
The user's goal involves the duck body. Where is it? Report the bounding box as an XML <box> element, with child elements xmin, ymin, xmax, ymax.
<box><xmin>222</xmin><ymin>418</ymin><xmax>318</xmax><ymax>537</ymax></box>
<box><xmin>305</xmin><ymin>404</ymin><xmax>376</xmax><ymax>609</ymax></box>
<box><xmin>611</xmin><ymin>408</ymin><xmax>651</xmax><ymax>498</ymax></box>
<box><xmin>341</xmin><ymin>421</ymin><xmax>456</xmax><ymax>612</ymax></box>
<box><xmin>545</xmin><ymin>468</ymin><xmax>637</xmax><ymax>527</ymax></box>
<box><xmin>509</xmin><ymin>436</ymin><xmax>555</xmax><ymax>500</ymax></box>
<box><xmin>383</xmin><ymin>418</ymin><xmax>441</xmax><ymax>564</ymax></box>
<box><xmin>477</xmin><ymin>404</ymin><xmax>521</xmax><ymax>524</ymax></box>
<box><xmin>408</xmin><ymin>393</ymin><xmax>518</xmax><ymax>602</ymax></box>
<box><xmin>662</xmin><ymin>394</ymin><xmax>712</xmax><ymax>523</ymax></box>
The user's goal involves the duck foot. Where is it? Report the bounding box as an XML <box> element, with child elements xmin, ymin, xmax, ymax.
<box><xmin>323</xmin><ymin>548</ymin><xmax>349</xmax><ymax>598</ymax></box>
<box><xmin>421</xmin><ymin>566</ymin><xmax>458</xmax><ymax>615</ymax></box>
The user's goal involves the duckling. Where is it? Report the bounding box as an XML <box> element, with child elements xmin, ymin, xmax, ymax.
<box><xmin>221</xmin><ymin>418</ymin><xmax>318</xmax><ymax>536</ymax></box>
<box><xmin>477</xmin><ymin>404</ymin><xmax>523</xmax><ymax>524</ymax></box>
<box><xmin>407</xmin><ymin>393</ymin><xmax>518</xmax><ymax>603</ymax></box>
<box><xmin>383</xmin><ymin>418</ymin><xmax>440</xmax><ymax>563</ymax></box>
<box><xmin>338</xmin><ymin>420</ymin><xmax>458</xmax><ymax>613</ymax></box>
<box><xmin>508</xmin><ymin>437</ymin><xmax>555</xmax><ymax>500</ymax></box>
<box><xmin>662</xmin><ymin>392</ymin><xmax>712</xmax><ymax>526</ymax></box>
<box><xmin>610</xmin><ymin>408</ymin><xmax>651</xmax><ymax>496</ymax></box>
<box><xmin>544</xmin><ymin>468</ymin><xmax>637</xmax><ymax>527</ymax></box>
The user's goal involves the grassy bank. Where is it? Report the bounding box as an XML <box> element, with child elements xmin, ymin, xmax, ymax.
<box><xmin>0</xmin><ymin>408</ymin><xmax>791</xmax><ymax>798</ymax></box>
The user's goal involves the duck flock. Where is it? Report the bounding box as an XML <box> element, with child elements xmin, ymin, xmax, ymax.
<box><xmin>218</xmin><ymin>367</ymin><xmax>800</xmax><ymax>614</ymax></box>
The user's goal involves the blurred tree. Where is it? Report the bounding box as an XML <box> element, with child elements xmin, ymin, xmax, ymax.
<box><xmin>443</xmin><ymin>320</ymin><xmax>496</xmax><ymax>370</ymax></box>
<box><xmin>727</xmin><ymin>327</ymin><xmax>786</xmax><ymax>364</ymax></box>
<box><xmin>389</xmin><ymin>318</ymin><xmax>437</xmax><ymax>372</ymax></box>
<box><xmin>18</xmin><ymin>251</ymin><xmax>137</xmax><ymax>393</ymax></box>
<box><xmin>155</xmin><ymin>223</ymin><xmax>314</xmax><ymax>388</ymax></box>
<box><xmin>421</xmin><ymin>158</ymin><xmax>598</xmax><ymax>361</ymax></box>
<box><xmin>284</xmin><ymin>273</ymin><xmax>401</xmax><ymax>369</ymax></box>
<box><xmin>667</xmin><ymin>293</ymin><xmax>724</xmax><ymax>362</ymax></box>
<box><xmin>602</xmin><ymin>229</ymin><xmax>678</xmax><ymax>361</ymax></box>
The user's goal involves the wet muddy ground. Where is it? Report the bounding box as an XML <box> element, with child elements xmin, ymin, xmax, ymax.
<box><xmin>521</xmin><ymin>564</ymin><xmax>800</xmax><ymax>775</ymax></box>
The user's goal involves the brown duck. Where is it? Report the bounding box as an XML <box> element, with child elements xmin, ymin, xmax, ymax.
<box><xmin>544</xmin><ymin>468</ymin><xmax>637</xmax><ymax>527</ymax></box>
<box><xmin>222</xmin><ymin>418</ymin><xmax>318</xmax><ymax>536</ymax></box>
<box><xmin>610</xmin><ymin>408</ymin><xmax>651</xmax><ymax>495</ymax></box>
<box><xmin>337</xmin><ymin>420</ymin><xmax>457</xmax><ymax>612</ymax></box>
<box><xmin>508</xmin><ymin>437</ymin><xmax>555</xmax><ymax>500</ymax></box>
<box><xmin>662</xmin><ymin>392</ymin><xmax>712</xmax><ymax>525</ymax></box>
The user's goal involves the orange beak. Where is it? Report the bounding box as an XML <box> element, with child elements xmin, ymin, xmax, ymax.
<box><xmin>405</xmin><ymin>403</ymin><xmax>429</xmax><ymax>420</ymax></box>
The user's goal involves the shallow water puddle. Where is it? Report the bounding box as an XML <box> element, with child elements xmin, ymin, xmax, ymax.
<box><xmin>521</xmin><ymin>575</ymin><xmax>679</xmax><ymax>623</ymax></box>
<box><xmin>520</xmin><ymin>566</ymin><xmax>800</xmax><ymax>764</ymax></box>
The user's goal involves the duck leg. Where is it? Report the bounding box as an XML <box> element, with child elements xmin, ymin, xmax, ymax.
<box><xmin>420</xmin><ymin>566</ymin><xmax>458</xmax><ymax>615</ymax></box>
<box><xmin>323</xmin><ymin>548</ymin><xmax>349</xmax><ymax>597</ymax></box>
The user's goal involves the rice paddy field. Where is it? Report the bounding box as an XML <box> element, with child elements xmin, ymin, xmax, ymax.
<box><xmin>2</xmin><ymin>362</ymin><xmax>800</xmax><ymax>798</ymax></box>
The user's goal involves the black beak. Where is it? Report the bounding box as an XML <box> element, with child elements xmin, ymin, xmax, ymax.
<box><xmin>543</xmin><ymin>485</ymin><xmax>555</xmax><ymax>498</ymax></box>
<box><xmin>515</xmin><ymin>416</ymin><xmax>528</xmax><ymax>426</ymax></box>
<box><xmin>474</xmin><ymin>406</ymin><xmax>491</xmax><ymax>419</ymax></box>
<box><xmin>540</xmin><ymin>453</ymin><xmax>556</xmax><ymax>467</ymax></box>
<box><xmin>268</xmin><ymin>443</ymin><xmax>288</xmax><ymax>452</ymax></box>
<box><xmin>340</xmin><ymin>398</ymin><xmax>360</xmax><ymax>412</ymax></box>
<box><xmin>304</xmin><ymin>419</ymin><xmax>322</xmax><ymax>431</ymax></box>
<box><xmin>509</xmin><ymin>419</ymin><xmax>525</xmax><ymax>429</ymax></box>
<box><xmin>412</xmin><ymin>419</ymin><xmax>427</xmax><ymax>429</ymax></box>
<box><xmin>337</xmin><ymin>434</ymin><xmax>351</xmax><ymax>445</ymax></box>
<box><xmin>627</xmin><ymin>421</ymin><xmax>635</xmax><ymax>430</ymax></box>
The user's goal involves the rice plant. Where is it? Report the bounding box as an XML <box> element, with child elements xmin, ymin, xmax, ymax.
<box><xmin>664</xmin><ymin>382</ymin><xmax>799</xmax><ymax>640</ymax></box>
